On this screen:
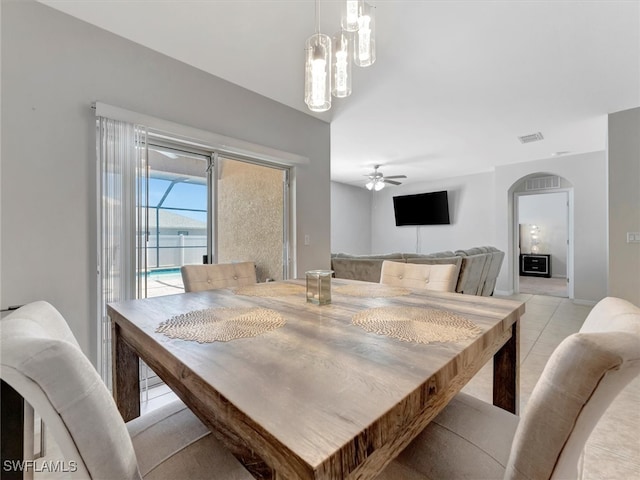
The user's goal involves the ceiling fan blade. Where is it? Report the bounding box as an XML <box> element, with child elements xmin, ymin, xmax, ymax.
<box><xmin>384</xmin><ymin>180</ymin><xmax>403</xmax><ymax>186</ymax></box>
<box><xmin>384</xmin><ymin>175</ymin><xmax>407</xmax><ymax>179</ymax></box>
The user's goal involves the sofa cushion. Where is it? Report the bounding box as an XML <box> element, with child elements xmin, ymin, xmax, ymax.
<box><xmin>331</xmin><ymin>258</ymin><xmax>388</xmax><ymax>283</ymax></box>
<box><xmin>455</xmin><ymin>247</ymin><xmax>491</xmax><ymax>256</ymax></box>
<box><xmin>333</xmin><ymin>252</ymin><xmax>404</xmax><ymax>259</ymax></box>
<box><xmin>402</xmin><ymin>251</ymin><xmax>456</xmax><ymax>259</ymax></box>
<box><xmin>455</xmin><ymin>253</ymin><xmax>489</xmax><ymax>294</ymax></box>
<box><xmin>481</xmin><ymin>250</ymin><xmax>505</xmax><ymax>296</ymax></box>
<box><xmin>331</xmin><ymin>247</ymin><xmax>503</xmax><ymax>295</ymax></box>
<box><xmin>331</xmin><ymin>253</ymin><xmax>405</xmax><ymax>283</ymax></box>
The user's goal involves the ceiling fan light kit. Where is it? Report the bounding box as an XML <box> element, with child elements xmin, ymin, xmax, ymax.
<box><xmin>304</xmin><ymin>0</ymin><xmax>376</xmax><ymax>112</ymax></box>
<box><xmin>365</xmin><ymin>165</ymin><xmax>406</xmax><ymax>191</ymax></box>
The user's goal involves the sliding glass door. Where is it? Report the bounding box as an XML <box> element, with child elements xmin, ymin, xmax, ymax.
<box><xmin>138</xmin><ymin>146</ymin><xmax>291</xmax><ymax>392</ymax></box>
<box><xmin>98</xmin><ymin>118</ymin><xmax>292</xmax><ymax>391</ymax></box>
<box><xmin>216</xmin><ymin>156</ymin><xmax>289</xmax><ymax>282</ymax></box>
<box><xmin>144</xmin><ymin>144</ymin><xmax>211</xmax><ymax>298</ymax></box>
<box><xmin>142</xmin><ymin>147</ymin><xmax>291</xmax><ymax>297</ymax></box>
<box><xmin>98</xmin><ymin>124</ymin><xmax>292</xmax><ymax>391</ymax></box>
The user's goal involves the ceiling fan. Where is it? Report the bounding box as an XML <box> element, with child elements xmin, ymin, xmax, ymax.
<box><xmin>364</xmin><ymin>165</ymin><xmax>407</xmax><ymax>191</ymax></box>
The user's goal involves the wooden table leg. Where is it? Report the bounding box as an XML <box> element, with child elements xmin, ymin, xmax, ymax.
<box><xmin>112</xmin><ymin>321</ymin><xmax>140</xmax><ymax>422</ymax></box>
<box><xmin>493</xmin><ymin>320</ymin><xmax>520</xmax><ymax>414</ymax></box>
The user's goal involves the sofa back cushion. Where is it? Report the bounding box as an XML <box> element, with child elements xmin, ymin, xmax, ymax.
<box><xmin>403</xmin><ymin>251</ymin><xmax>457</xmax><ymax>259</ymax></box>
<box><xmin>481</xmin><ymin>250</ymin><xmax>505</xmax><ymax>296</ymax></box>
<box><xmin>331</xmin><ymin>253</ymin><xmax>405</xmax><ymax>283</ymax></box>
<box><xmin>333</xmin><ymin>252</ymin><xmax>404</xmax><ymax>259</ymax></box>
<box><xmin>331</xmin><ymin>258</ymin><xmax>386</xmax><ymax>283</ymax></box>
<box><xmin>455</xmin><ymin>254</ymin><xmax>489</xmax><ymax>294</ymax></box>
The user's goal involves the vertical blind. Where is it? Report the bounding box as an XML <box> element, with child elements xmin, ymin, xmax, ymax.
<box><xmin>96</xmin><ymin>117</ymin><xmax>148</xmax><ymax>388</ymax></box>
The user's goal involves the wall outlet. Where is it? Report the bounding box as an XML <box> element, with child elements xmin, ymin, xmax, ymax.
<box><xmin>304</xmin><ymin>234</ymin><xmax>310</xmax><ymax>246</ymax></box>
<box><xmin>627</xmin><ymin>232</ymin><xmax>640</xmax><ymax>243</ymax></box>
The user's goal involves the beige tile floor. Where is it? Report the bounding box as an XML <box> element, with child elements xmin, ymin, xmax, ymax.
<box><xmin>519</xmin><ymin>275</ymin><xmax>568</xmax><ymax>297</ymax></box>
<box><xmin>32</xmin><ymin>293</ymin><xmax>640</xmax><ymax>479</ymax></box>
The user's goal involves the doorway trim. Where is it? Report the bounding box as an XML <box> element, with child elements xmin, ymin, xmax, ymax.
<box><xmin>512</xmin><ymin>185</ymin><xmax>574</xmax><ymax>299</ymax></box>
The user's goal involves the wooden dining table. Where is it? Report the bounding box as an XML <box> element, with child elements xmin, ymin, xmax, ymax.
<box><xmin>108</xmin><ymin>278</ymin><xmax>524</xmax><ymax>480</ymax></box>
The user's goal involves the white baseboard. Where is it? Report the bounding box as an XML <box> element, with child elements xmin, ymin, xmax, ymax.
<box><xmin>572</xmin><ymin>298</ymin><xmax>597</xmax><ymax>307</ymax></box>
<box><xmin>494</xmin><ymin>289</ymin><xmax>514</xmax><ymax>296</ymax></box>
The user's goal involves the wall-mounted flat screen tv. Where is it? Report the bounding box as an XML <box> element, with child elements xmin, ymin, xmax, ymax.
<box><xmin>393</xmin><ymin>190</ymin><xmax>450</xmax><ymax>226</ymax></box>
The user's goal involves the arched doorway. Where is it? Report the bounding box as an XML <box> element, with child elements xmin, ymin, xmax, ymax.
<box><xmin>509</xmin><ymin>173</ymin><xmax>574</xmax><ymax>299</ymax></box>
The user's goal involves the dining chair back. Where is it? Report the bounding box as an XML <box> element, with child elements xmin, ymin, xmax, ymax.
<box><xmin>507</xmin><ymin>296</ymin><xmax>640</xmax><ymax>479</ymax></box>
<box><xmin>380</xmin><ymin>260</ymin><xmax>458</xmax><ymax>292</ymax></box>
<box><xmin>379</xmin><ymin>296</ymin><xmax>640</xmax><ymax>480</ymax></box>
<box><xmin>0</xmin><ymin>301</ymin><xmax>253</xmax><ymax>479</ymax></box>
<box><xmin>181</xmin><ymin>262</ymin><xmax>257</xmax><ymax>292</ymax></box>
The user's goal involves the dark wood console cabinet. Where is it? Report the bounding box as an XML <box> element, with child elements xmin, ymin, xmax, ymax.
<box><xmin>520</xmin><ymin>254</ymin><xmax>551</xmax><ymax>278</ymax></box>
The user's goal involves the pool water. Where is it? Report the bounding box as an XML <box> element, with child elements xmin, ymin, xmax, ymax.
<box><xmin>146</xmin><ymin>268</ymin><xmax>181</xmax><ymax>278</ymax></box>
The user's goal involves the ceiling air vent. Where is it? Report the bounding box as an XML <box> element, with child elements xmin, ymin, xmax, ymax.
<box><xmin>525</xmin><ymin>175</ymin><xmax>560</xmax><ymax>191</ymax></box>
<box><xmin>518</xmin><ymin>132</ymin><xmax>544</xmax><ymax>144</ymax></box>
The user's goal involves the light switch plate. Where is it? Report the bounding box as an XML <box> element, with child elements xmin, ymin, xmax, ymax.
<box><xmin>627</xmin><ymin>232</ymin><xmax>640</xmax><ymax>243</ymax></box>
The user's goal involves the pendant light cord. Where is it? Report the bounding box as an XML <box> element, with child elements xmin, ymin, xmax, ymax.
<box><xmin>315</xmin><ymin>0</ymin><xmax>320</xmax><ymax>34</ymax></box>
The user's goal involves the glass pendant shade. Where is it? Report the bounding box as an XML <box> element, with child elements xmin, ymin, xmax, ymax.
<box><xmin>355</xmin><ymin>2</ymin><xmax>376</xmax><ymax>67</ymax></box>
<box><xmin>341</xmin><ymin>0</ymin><xmax>363</xmax><ymax>32</ymax></box>
<box><xmin>374</xmin><ymin>180</ymin><xmax>384</xmax><ymax>191</ymax></box>
<box><xmin>332</xmin><ymin>31</ymin><xmax>352</xmax><ymax>98</ymax></box>
<box><xmin>304</xmin><ymin>33</ymin><xmax>332</xmax><ymax>112</ymax></box>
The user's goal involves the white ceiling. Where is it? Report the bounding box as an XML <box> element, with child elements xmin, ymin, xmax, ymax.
<box><xmin>39</xmin><ymin>0</ymin><xmax>640</xmax><ymax>188</ymax></box>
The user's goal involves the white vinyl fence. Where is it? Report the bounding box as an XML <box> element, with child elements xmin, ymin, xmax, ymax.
<box><xmin>146</xmin><ymin>234</ymin><xmax>207</xmax><ymax>269</ymax></box>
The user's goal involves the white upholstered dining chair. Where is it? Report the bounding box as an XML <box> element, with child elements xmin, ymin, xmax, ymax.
<box><xmin>378</xmin><ymin>296</ymin><xmax>640</xmax><ymax>480</ymax></box>
<box><xmin>0</xmin><ymin>301</ymin><xmax>253</xmax><ymax>480</ymax></box>
<box><xmin>380</xmin><ymin>260</ymin><xmax>458</xmax><ymax>292</ymax></box>
<box><xmin>181</xmin><ymin>261</ymin><xmax>257</xmax><ymax>292</ymax></box>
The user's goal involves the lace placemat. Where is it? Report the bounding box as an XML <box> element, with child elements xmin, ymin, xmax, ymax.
<box><xmin>156</xmin><ymin>307</ymin><xmax>285</xmax><ymax>343</ymax></box>
<box><xmin>234</xmin><ymin>283</ymin><xmax>306</xmax><ymax>297</ymax></box>
<box><xmin>333</xmin><ymin>284</ymin><xmax>412</xmax><ymax>297</ymax></box>
<box><xmin>352</xmin><ymin>306</ymin><xmax>481</xmax><ymax>344</ymax></box>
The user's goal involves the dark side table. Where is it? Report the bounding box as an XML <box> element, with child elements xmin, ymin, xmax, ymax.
<box><xmin>520</xmin><ymin>253</ymin><xmax>551</xmax><ymax>278</ymax></box>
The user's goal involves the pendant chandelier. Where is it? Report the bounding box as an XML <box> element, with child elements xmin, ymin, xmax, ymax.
<box><xmin>304</xmin><ymin>0</ymin><xmax>376</xmax><ymax>112</ymax></box>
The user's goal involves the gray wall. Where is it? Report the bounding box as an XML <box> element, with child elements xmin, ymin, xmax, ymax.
<box><xmin>332</xmin><ymin>111</ymin><xmax>639</xmax><ymax>305</ymax></box>
<box><xmin>495</xmin><ymin>151</ymin><xmax>607</xmax><ymax>302</ymax></box>
<box><xmin>333</xmin><ymin>152</ymin><xmax>608</xmax><ymax>303</ymax></box>
<box><xmin>608</xmin><ymin>107</ymin><xmax>640</xmax><ymax>304</ymax></box>
<box><xmin>330</xmin><ymin>182</ymin><xmax>372</xmax><ymax>254</ymax></box>
<box><xmin>1</xmin><ymin>0</ymin><xmax>331</xmax><ymax>363</ymax></box>
<box><xmin>371</xmin><ymin>172</ymin><xmax>496</xmax><ymax>254</ymax></box>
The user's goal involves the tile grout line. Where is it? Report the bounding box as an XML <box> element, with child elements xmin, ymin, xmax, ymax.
<box><xmin>520</xmin><ymin>295</ymin><xmax>560</xmax><ymax>364</ymax></box>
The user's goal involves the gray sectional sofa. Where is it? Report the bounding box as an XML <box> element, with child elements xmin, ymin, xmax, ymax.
<box><xmin>331</xmin><ymin>246</ymin><xmax>504</xmax><ymax>296</ymax></box>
